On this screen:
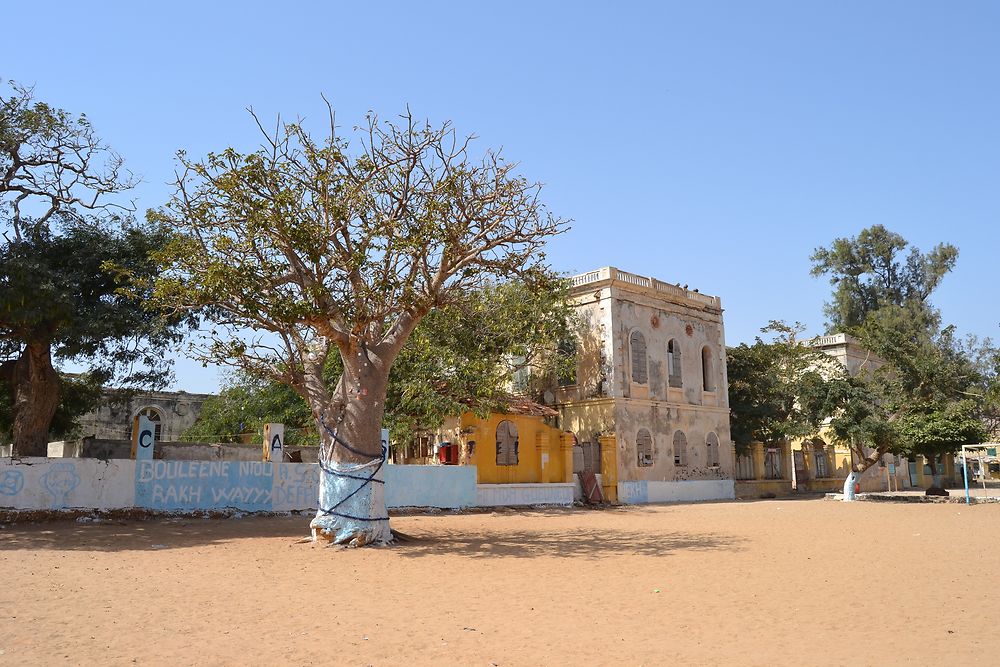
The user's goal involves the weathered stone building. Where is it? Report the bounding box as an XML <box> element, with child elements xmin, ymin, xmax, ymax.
<box><xmin>76</xmin><ymin>390</ymin><xmax>212</xmax><ymax>442</ymax></box>
<box><xmin>556</xmin><ymin>267</ymin><xmax>735</xmax><ymax>503</ymax></box>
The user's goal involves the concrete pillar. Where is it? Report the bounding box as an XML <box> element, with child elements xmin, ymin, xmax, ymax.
<box><xmin>560</xmin><ymin>432</ymin><xmax>576</xmax><ymax>483</ymax></box>
<box><xmin>263</xmin><ymin>423</ymin><xmax>284</xmax><ymax>462</ymax></box>
<box><xmin>599</xmin><ymin>435</ymin><xmax>618</xmax><ymax>502</ymax></box>
<box><xmin>131</xmin><ymin>415</ymin><xmax>156</xmax><ymax>461</ymax></box>
<box><xmin>752</xmin><ymin>442</ymin><xmax>766</xmax><ymax>481</ymax></box>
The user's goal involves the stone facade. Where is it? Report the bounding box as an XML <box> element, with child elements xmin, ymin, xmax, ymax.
<box><xmin>75</xmin><ymin>390</ymin><xmax>212</xmax><ymax>443</ymax></box>
<box><xmin>555</xmin><ymin>267</ymin><xmax>735</xmax><ymax>501</ymax></box>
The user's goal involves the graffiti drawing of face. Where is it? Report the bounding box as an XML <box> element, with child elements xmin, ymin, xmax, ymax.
<box><xmin>0</xmin><ymin>469</ymin><xmax>24</xmax><ymax>496</ymax></box>
<box><xmin>41</xmin><ymin>462</ymin><xmax>81</xmax><ymax>506</ymax></box>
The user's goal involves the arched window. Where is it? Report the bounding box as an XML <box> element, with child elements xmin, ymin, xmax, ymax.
<box><xmin>673</xmin><ymin>431</ymin><xmax>688</xmax><ymax>467</ymax></box>
<box><xmin>496</xmin><ymin>420</ymin><xmax>519</xmax><ymax>466</ymax></box>
<box><xmin>812</xmin><ymin>438</ymin><xmax>829</xmax><ymax>478</ymax></box>
<box><xmin>636</xmin><ymin>429</ymin><xmax>653</xmax><ymax>467</ymax></box>
<box><xmin>667</xmin><ymin>339</ymin><xmax>682</xmax><ymax>388</ymax></box>
<box><xmin>136</xmin><ymin>407</ymin><xmax>163</xmax><ymax>441</ymax></box>
<box><xmin>701</xmin><ymin>346</ymin><xmax>715</xmax><ymax>391</ymax></box>
<box><xmin>706</xmin><ymin>432</ymin><xmax>720</xmax><ymax>467</ymax></box>
<box><xmin>630</xmin><ymin>330</ymin><xmax>648</xmax><ymax>385</ymax></box>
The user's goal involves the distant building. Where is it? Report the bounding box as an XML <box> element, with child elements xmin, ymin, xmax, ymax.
<box><xmin>76</xmin><ymin>390</ymin><xmax>212</xmax><ymax>443</ymax></box>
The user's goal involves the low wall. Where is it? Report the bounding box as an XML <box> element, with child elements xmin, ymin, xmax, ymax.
<box><xmin>476</xmin><ymin>483</ymin><xmax>575</xmax><ymax>507</ymax></box>
<box><xmin>618</xmin><ymin>480</ymin><xmax>735</xmax><ymax>505</ymax></box>
<box><xmin>47</xmin><ymin>439</ymin><xmax>321</xmax><ymax>463</ymax></box>
<box><xmin>0</xmin><ymin>458</ymin><xmax>475</xmax><ymax>513</ymax></box>
<box><xmin>735</xmin><ymin>479</ymin><xmax>794</xmax><ymax>499</ymax></box>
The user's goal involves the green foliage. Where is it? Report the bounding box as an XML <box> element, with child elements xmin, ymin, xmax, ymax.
<box><xmin>382</xmin><ymin>274</ymin><xmax>575</xmax><ymax>442</ymax></box>
<box><xmin>1</xmin><ymin>222</ymin><xmax>188</xmax><ymax>379</ymax></box>
<box><xmin>182</xmin><ymin>373</ymin><xmax>314</xmax><ymax>445</ymax></box>
<box><xmin>1</xmin><ymin>82</ymin><xmax>190</xmax><ymax>449</ymax></box>
<box><xmin>810</xmin><ymin>224</ymin><xmax>957</xmax><ymax>333</ymax></box>
<box><xmin>810</xmin><ymin>225</ymin><xmax>990</xmax><ymax>476</ymax></box>
<box><xmin>897</xmin><ymin>401</ymin><xmax>986</xmax><ymax>462</ymax></box>
<box><xmin>184</xmin><ymin>276</ymin><xmax>576</xmax><ymax>445</ymax></box>
<box><xmin>727</xmin><ymin>321</ymin><xmax>844</xmax><ymax>453</ymax></box>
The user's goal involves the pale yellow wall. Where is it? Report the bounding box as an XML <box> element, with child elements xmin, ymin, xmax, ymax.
<box><xmin>459</xmin><ymin>412</ymin><xmax>571</xmax><ymax>485</ymax></box>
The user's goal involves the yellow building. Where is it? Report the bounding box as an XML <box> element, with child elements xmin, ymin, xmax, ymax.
<box><xmin>732</xmin><ymin>441</ymin><xmax>793</xmax><ymax>498</ymax></box>
<box><xmin>790</xmin><ymin>431</ymin><xmax>960</xmax><ymax>494</ymax></box>
<box><xmin>392</xmin><ymin>398</ymin><xmax>575</xmax><ymax>486</ymax></box>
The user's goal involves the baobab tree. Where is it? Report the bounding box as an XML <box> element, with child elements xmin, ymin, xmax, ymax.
<box><xmin>152</xmin><ymin>106</ymin><xmax>568</xmax><ymax>545</ymax></box>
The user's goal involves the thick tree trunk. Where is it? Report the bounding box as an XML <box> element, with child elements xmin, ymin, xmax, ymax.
<box><xmin>925</xmin><ymin>457</ymin><xmax>946</xmax><ymax>494</ymax></box>
<box><xmin>309</xmin><ymin>345</ymin><xmax>393</xmax><ymax>546</ymax></box>
<box><xmin>9</xmin><ymin>342</ymin><xmax>60</xmax><ymax>458</ymax></box>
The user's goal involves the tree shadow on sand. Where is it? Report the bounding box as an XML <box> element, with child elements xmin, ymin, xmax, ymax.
<box><xmin>0</xmin><ymin>506</ymin><xmax>744</xmax><ymax>558</ymax></box>
<box><xmin>0</xmin><ymin>515</ymin><xmax>310</xmax><ymax>553</ymax></box>
<box><xmin>392</xmin><ymin>527</ymin><xmax>743</xmax><ymax>560</ymax></box>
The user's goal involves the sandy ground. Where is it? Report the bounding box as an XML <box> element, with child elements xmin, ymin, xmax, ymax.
<box><xmin>2</xmin><ymin>499</ymin><xmax>999</xmax><ymax>666</ymax></box>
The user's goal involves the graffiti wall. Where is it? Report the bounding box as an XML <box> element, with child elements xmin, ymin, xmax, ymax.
<box><xmin>0</xmin><ymin>458</ymin><xmax>476</xmax><ymax>513</ymax></box>
<box><xmin>0</xmin><ymin>459</ymin><xmax>136</xmax><ymax>510</ymax></box>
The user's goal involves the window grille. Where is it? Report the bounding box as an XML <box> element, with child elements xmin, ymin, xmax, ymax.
<box><xmin>673</xmin><ymin>431</ymin><xmax>688</xmax><ymax>467</ymax></box>
<box><xmin>636</xmin><ymin>429</ymin><xmax>653</xmax><ymax>467</ymax></box>
<box><xmin>735</xmin><ymin>454</ymin><xmax>754</xmax><ymax>480</ymax></box>
<box><xmin>813</xmin><ymin>441</ymin><xmax>829</xmax><ymax>478</ymax></box>
<box><xmin>764</xmin><ymin>447</ymin><xmax>783</xmax><ymax>479</ymax></box>
<box><xmin>706</xmin><ymin>432</ymin><xmax>720</xmax><ymax>467</ymax></box>
<box><xmin>667</xmin><ymin>339</ymin><xmax>682</xmax><ymax>388</ymax></box>
<box><xmin>630</xmin><ymin>331</ymin><xmax>648</xmax><ymax>385</ymax></box>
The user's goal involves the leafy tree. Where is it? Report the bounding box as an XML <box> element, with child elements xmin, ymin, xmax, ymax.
<box><xmin>727</xmin><ymin>321</ymin><xmax>843</xmax><ymax>454</ymax></box>
<box><xmin>0</xmin><ymin>221</ymin><xmax>190</xmax><ymax>455</ymax></box>
<box><xmin>184</xmin><ymin>277</ymin><xmax>575</xmax><ymax>449</ymax></box>
<box><xmin>152</xmin><ymin>106</ymin><xmax>568</xmax><ymax>545</ymax></box>
<box><xmin>810</xmin><ymin>226</ymin><xmax>984</xmax><ymax>494</ymax></box>
<box><xmin>183</xmin><ymin>372</ymin><xmax>315</xmax><ymax>446</ymax></box>
<box><xmin>1</xmin><ymin>82</ymin><xmax>190</xmax><ymax>456</ymax></box>
<box><xmin>810</xmin><ymin>224</ymin><xmax>957</xmax><ymax>333</ymax></box>
<box><xmin>897</xmin><ymin>401</ymin><xmax>986</xmax><ymax>484</ymax></box>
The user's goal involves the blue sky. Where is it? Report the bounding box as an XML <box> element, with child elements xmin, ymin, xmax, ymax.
<box><xmin>6</xmin><ymin>1</ymin><xmax>999</xmax><ymax>393</ymax></box>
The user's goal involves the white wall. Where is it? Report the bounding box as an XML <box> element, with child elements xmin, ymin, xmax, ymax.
<box><xmin>476</xmin><ymin>483</ymin><xmax>575</xmax><ymax>507</ymax></box>
<box><xmin>618</xmin><ymin>479</ymin><xmax>735</xmax><ymax>504</ymax></box>
<box><xmin>0</xmin><ymin>459</ymin><xmax>477</xmax><ymax>513</ymax></box>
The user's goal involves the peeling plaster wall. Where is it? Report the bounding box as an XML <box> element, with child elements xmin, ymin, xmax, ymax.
<box><xmin>558</xmin><ymin>269</ymin><xmax>736</xmax><ymax>492</ymax></box>
<box><xmin>614</xmin><ymin>400</ymin><xmax>733</xmax><ymax>483</ymax></box>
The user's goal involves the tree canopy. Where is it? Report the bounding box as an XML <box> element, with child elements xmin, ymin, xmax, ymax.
<box><xmin>1</xmin><ymin>82</ymin><xmax>188</xmax><ymax>455</ymax></box>
<box><xmin>810</xmin><ymin>224</ymin><xmax>958</xmax><ymax>333</ymax></box>
<box><xmin>810</xmin><ymin>225</ymin><xmax>990</xmax><ymax>484</ymax></box>
<box><xmin>727</xmin><ymin>321</ymin><xmax>844</xmax><ymax>454</ymax></box>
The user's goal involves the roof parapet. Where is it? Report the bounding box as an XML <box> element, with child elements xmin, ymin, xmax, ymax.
<box><xmin>569</xmin><ymin>266</ymin><xmax>721</xmax><ymax>308</ymax></box>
